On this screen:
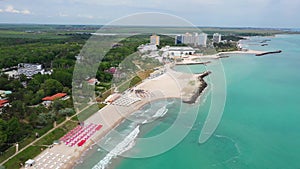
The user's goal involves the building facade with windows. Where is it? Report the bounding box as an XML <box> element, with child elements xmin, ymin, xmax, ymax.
<box><xmin>213</xmin><ymin>33</ymin><xmax>222</xmax><ymax>43</ymax></box>
<box><xmin>175</xmin><ymin>32</ymin><xmax>207</xmax><ymax>47</ymax></box>
<box><xmin>150</xmin><ymin>34</ymin><xmax>160</xmax><ymax>46</ymax></box>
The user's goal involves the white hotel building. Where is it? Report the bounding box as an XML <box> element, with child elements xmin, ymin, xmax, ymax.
<box><xmin>213</xmin><ymin>33</ymin><xmax>222</xmax><ymax>43</ymax></box>
<box><xmin>175</xmin><ymin>32</ymin><xmax>207</xmax><ymax>47</ymax></box>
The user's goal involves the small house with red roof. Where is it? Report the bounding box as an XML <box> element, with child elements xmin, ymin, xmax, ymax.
<box><xmin>87</xmin><ymin>78</ymin><xmax>99</xmax><ymax>85</ymax></box>
<box><xmin>42</xmin><ymin>93</ymin><xmax>69</xmax><ymax>107</ymax></box>
<box><xmin>0</xmin><ymin>99</ymin><xmax>9</xmax><ymax>114</ymax></box>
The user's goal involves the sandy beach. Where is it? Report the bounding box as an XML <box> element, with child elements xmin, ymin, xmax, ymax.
<box><xmin>24</xmin><ymin>48</ymin><xmax>264</xmax><ymax>169</ymax></box>
<box><xmin>23</xmin><ymin>48</ymin><xmax>265</xmax><ymax>169</ymax></box>
<box><xmin>25</xmin><ymin>65</ymin><xmax>203</xmax><ymax>169</ymax></box>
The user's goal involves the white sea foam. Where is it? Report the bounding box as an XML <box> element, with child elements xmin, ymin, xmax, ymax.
<box><xmin>92</xmin><ymin>105</ymin><xmax>168</xmax><ymax>169</ymax></box>
<box><xmin>92</xmin><ymin>126</ymin><xmax>140</xmax><ymax>169</ymax></box>
<box><xmin>104</xmin><ymin>137</ymin><xmax>111</xmax><ymax>145</ymax></box>
<box><xmin>152</xmin><ymin>106</ymin><xmax>168</xmax><ymax>118</ymax></box>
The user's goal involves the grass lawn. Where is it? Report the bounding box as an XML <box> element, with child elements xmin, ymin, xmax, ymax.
<box><xmin>0</xmin><ymin>146</ymin><xmax>16</xmax><ymax>164</ymax></box>
<box><xmin>34</xmin><ymin>128</ymin><xmax>65</xmax><ymax>146</ymax></box>
<box><xmin>76</xmin><ymin>103</ymin><xmax>100</xmax><ymax>122</ymax></box>
<box><xmin>0</xmin><ymin>135</ymin><xmax>36</xmax><ymax>163</ymax></box>
<box><xmin>4</xmin><ymin>146</ymin><xmax>46</xmax><ymax>169</ymax></box>
<box><xmin>117</xmin><ymin>76</ymin><xmax>142</xmax><ymax>93</ymax></box>
<box><xmin>34</xmin><ymin>121</ymin><xmax>78</xmax><ymax>146</ymax></box>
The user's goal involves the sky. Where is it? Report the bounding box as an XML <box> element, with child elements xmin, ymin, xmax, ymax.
<box><xmin>0</xmin><ymin>0</ymin><xmax>299</xmax><ymax>28</ymax></box>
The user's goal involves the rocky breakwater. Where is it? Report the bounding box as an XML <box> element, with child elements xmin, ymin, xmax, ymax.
<box><xmin>182</xmin><ymin>71</ymin><xmax>211</xmax><ymax>104</ymax></box>
<box><xmin>256</xmin><ymin>50</ymin><xmax>282</xmax><ymax>56</ymax></box>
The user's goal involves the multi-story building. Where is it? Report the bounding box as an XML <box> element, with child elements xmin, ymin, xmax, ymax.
<box><xmin>183</xmin><ymin>32</ymin><xmax>194</xmax><ymax>44</ymax></box>
<box><xmin>150</xmin><ymin>34</ymin><xmax>160</xmax><ymax>46</ymax></box>
<box><xmin>175</xmin><ymin>35</ymin><xmax>183</xmax><ymax>45</ymax></box>
<box><xmin>213</xmin><ymin>33</ymin><xmax>222</xmax><ymax>43</ymax></box>
<box><xmin>175</xmin><ymin>32</ymin><xmax>207</xmax><ymax>47</ymax></box>
<box><xmin>198</xmin><ymin>33</ymin><xmax>208</xmax><ymax>47</ymax></box>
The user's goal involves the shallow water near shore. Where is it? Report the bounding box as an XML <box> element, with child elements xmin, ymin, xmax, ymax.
<box><xmin>75</xmin><ymin>34</ymin><xmax>300</xmax><ymax>169</ymax></box>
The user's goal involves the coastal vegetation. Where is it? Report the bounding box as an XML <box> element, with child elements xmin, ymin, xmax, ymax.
<box><xmin>213</xmin><ymin>41</ymin><xmax>239</xmax><ymax>52</ymax></box>
<box><xmin>0</xmin><ymin>28</ymin><xmax>163</xmax><ymax>165</ymax></box>
<box><xmin>0</xmin><ymin>24</ymin><xmax>295</xmax><ymax>168</ymax></box>
<box><xmin>0</xmin><ymin>28</ymin><xmax>88</xmax><ymax>164</ymax></box>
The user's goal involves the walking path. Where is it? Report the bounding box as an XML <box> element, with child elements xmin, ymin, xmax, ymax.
<box><xmin>0</xmin><ymin>103</ymin><xmax>94</xmax><ymax>166</ymax></box>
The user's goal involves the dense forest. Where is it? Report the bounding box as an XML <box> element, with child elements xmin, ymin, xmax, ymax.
<box><xmin>0</xmin><ymin>31</ymin><xmax>89</xmax><ymax>153</ymax></box>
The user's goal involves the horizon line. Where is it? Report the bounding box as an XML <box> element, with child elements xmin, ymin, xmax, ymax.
<box><xmin>0</xmin><ymin>22</ymin><xmax>299</xmax><ymax>30</ymax></box>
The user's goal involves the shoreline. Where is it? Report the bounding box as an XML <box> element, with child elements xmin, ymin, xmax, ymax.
<box><xmin>25</xmin><ymin>48</ymin><xmax>264</xmax><ymax>169</ymax></box>
<box><xmin>174</xmin><ymin>49</ymin><xmax>265</xmax><ymax>65</ymax></box>
<box><xmin>73</xmin><ymin>66</ymin><xmax>210</xmax><ymax>168</ymax></box>
<box><xmin>72</xmin><ymin>68</ymin><xmax>208</xmax><ymax>169</ymax></box>
<box><xmin>26</xmin><ymin>65</ymin><xmax>209</xmax><ymax>169</ymax></box>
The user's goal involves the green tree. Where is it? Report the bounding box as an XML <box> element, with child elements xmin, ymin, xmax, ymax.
<box><xmin>0</xmin><ymin>119</ymin><xmax>7</xmax><ymax>146</ymax></box>
<box><xmin>32</xmin><ymin>74</ymin><xmax>50</xmax><ymax>84</ymax></box>
<box><xmin>37</xmin><ymin>113</ymin><xmax>48</xmax><ymax>126</ymax></box>
<box><xmin>19</xmin><ymin>74</ymin><xmax>28</xmax><ymax>82</ymax></box>
<box><xmin>27</xmin><ymin>79</ymin><xmax>41</xmax><ymax>93</ymax></box>
<box><xmin>28</xmin><ymin>112</ymin><xmax>38</xmax><ymax>127</ymax></box>
<box><xmin>51</xmin><ymin>70</ymin><xmax>72</xmax><ymax>87</ymax></box>
<box><xmin>41</xmin><ymin>79</ymin><xmax>63</xmax><ymax>96</ymax></box>
<box><xmin>6</xmin><ymin>118</ymin><xmax>22</xmax><ymax>143</ymax></box>
<box><xmin>0</xmin><ymin>130</ymin><xmax>7</xmax><ymax>146</ymax></box>
<box><xmin>23</xmin><ymin>90</ymin><xmax>34</xmax><ymax>105</ymax></box>
<box><xmin>58</xmin><ymin>108</ymin><xmax>75</xmax><ymax>117</ymax></box>
<box><xmin>5</xmin><ymin>80</ymin><xmax>23</xmax><ymax>91</ymax></box>
<box><xmin>10</xmin><ymin>100</ymin><xmax>26</xmax><ymax>119</ymax></box>
<box><xmin>52</xmin><ymin>100</ymin><xmax>65</xmax><ymax>112</ymax></box>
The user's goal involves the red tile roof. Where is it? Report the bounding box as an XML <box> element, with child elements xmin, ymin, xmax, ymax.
<box><xmin>0</xmin><ymin>100</ymin><xmax>9</xmax><ymax>108</ymax></box>
<box><xmin>42</xmin><ymin>93</ymin><xmax>67</xmax><ymax>101</ymax></box>
<box><xmin>87</xmin><ymin>78</ymin><xmax>98</xmax><ymax>84</ymax></box>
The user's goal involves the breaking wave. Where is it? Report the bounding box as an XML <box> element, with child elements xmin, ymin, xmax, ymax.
<box><xmin>92</xmin><ymin>126</ymin><xmax>140</xmax><ymax>169</ymax></box>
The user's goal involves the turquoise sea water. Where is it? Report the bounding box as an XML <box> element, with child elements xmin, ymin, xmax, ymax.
<box><xmin>75</xmin><ymin>34</ymin><xmax>300</xmax><ymax>169</ymax></box>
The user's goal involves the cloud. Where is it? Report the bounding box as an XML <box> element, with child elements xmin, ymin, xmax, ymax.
<box><xmin>5</xmin><ymin>5</ymin><xmax>20</xmax><ymax>13</ymax></box>
<box><xmin>0</xmin><ymin>5</ymin><xmax>31</xmax><ymax>14</ymax></box>
<box><xmin>21</xmin><ymin>9</ymin><xmax>31</xmax><ymax>14</ymax></box>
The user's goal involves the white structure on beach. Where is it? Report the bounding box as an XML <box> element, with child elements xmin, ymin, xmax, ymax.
<box><xmin>161</xmin><ymin>46</ymin><xmax>195</xmax><ymax>58</ymax></box>
<box><xmin>149</xmin><ymin>67</ymin><xmax>166</xmax><ymax>79</ymax></box>
<box><xmin>213</xmin><ymin>33</ymin><xmax>222</xmax><ymax>43</ymax></box>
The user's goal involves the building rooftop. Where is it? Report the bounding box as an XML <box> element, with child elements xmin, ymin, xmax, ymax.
<box><xmin>164</xmin><ymin>46</ymin><xmax>195</xmax><ymax>51</ymax></box>
<box><xmin>18</xmin><ymin>63</ymin><xmax>45</xmax><ymax>78</ymax></box>
<box><xmin>42</xmin><ymin>93</ymin><xmax>67</xmax><ymax>101</ymax></box>
<box><xmin>0</xmin><ymin>100</ymin><xmax>9</xmax><ymax>108</ymax></box>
